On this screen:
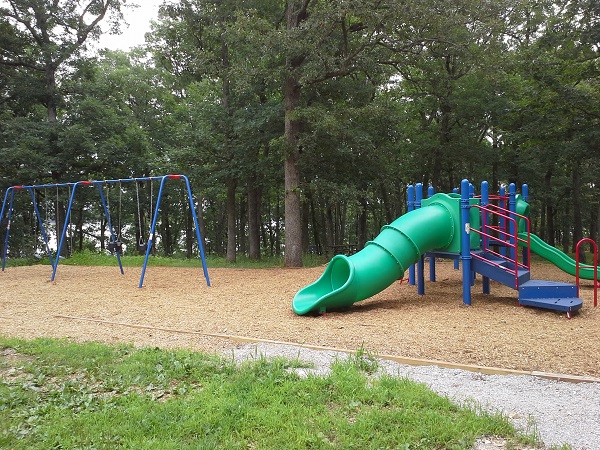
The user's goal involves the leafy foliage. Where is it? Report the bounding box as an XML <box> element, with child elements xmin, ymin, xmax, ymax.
<box><xmin>0</xmin><ymin>0</ymin><xmax>598</xmax><ymax>260</ymax></box>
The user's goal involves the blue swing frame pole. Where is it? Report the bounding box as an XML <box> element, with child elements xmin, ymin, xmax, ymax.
<box><xmin>182</xmin><ymin>175</ymin><xmax>211</xmax><ymax>287</ymax></box>
<box><xmin>1</xmin><ymin>188</ymin><xmax>16</xmax><ymax>271</ymax></box>
<box><xmin>2</xmin><ymin>175</ymin><xmax>210</xmax><ymax>287</ymax></box>
<box><xmin>138</xmin><ymin>175</ymin><xmax>211</xmax><ymax>288</ymax></box>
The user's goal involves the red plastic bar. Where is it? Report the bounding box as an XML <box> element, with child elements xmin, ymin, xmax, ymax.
<box><xmin>471</xmin><ymin>203</ymin><xmax>531</xmax><ymax>289</ymax></box>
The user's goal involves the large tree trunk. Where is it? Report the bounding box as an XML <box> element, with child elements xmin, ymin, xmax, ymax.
<box><xmin>238</xmin><ymin>194</ymin><xmax>247</xmax><ymax>256</ymax></box>
<box><xmin>226</xmin><ymin>177</ymin><xmax>237</xmax><ymax>263</ymax></box>
<box><xmin>283</xmin><ymin>1</ymin><xmax>309</xmax><ymax>267</ymax></box>
<box><xmin>283</xmin><ymin>72</ymin><xmax>303</xmax><ymax>267</ymax></box>
<box><xmin>247</xmin><ymin>176</ymin><xmax>261</xmax><ymax>260</ymax></box>
<box><xmin>46</xmin><ymin>66</ymin><xmax>58</xmax><ymax>123</ymax></box>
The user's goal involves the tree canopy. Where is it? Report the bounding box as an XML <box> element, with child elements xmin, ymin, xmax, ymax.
<box><xmin>1</xmin><ymin>0</ymin><xmax>598</xmax><ymax>263</ymax></box>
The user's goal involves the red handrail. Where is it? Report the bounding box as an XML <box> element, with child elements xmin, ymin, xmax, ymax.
<box><xmin>471</xmin><ymin>203</ymin><xmax>531</xmax><ymax>289</ymax></box>
<box><xmin>575</xmin><ymin>238</ymin><xmax>598</xmax><ymax>308</ymax></box>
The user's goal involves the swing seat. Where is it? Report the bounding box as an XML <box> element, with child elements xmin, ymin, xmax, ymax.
<box><xmin>137</xmin><ymin>242</ymin><xmax>148</xmax><ymax>255</ymax></box>
<box><xmin>108</xmin><ymin>241</ymin><xmax>123</xmax><ymax>254</ymax></box>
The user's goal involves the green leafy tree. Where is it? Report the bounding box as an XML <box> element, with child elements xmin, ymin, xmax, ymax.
<box><xmin>148</xmin><ymin>0</ymin><xmax>283</xmax><ymax>261</ymax></box>
<box><xmin>0</xmin><ymin>0</ymin><xmax>125</xmax><ymax>122</ymax></box>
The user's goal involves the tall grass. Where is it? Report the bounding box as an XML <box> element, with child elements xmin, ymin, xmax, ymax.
<box><xmin>0</xmin><ymin>337</ymin><xmax>538</xmax><ymax>449</ymax></box>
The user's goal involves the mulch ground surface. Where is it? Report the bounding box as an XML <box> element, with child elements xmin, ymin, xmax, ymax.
<box><xmin>1</xmin><ymin>260</ymin><xmax>598</xmax><ymax>377</ymax></box>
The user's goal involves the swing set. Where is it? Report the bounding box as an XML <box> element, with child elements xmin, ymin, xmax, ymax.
<box><xmin>0</xmin><ymin>174</ymin><xmax>210</xmax><ymax>287</ymax></box>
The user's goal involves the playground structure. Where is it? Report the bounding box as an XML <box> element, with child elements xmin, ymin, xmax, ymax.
<box><xmin>293</xmin><ymin>179</ymin><xmax>599</xmax><ymax>318</ymax></box>
<box><xmin>0</xmin><ymin>174</ymin><xmax>210</xmax><ymax>288</ymax></box>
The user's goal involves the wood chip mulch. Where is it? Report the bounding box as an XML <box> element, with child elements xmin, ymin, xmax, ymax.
<box><xmin>1</xmin><ymin>260</ymin><xmax>598</xmax><ymax>377</ymax></box>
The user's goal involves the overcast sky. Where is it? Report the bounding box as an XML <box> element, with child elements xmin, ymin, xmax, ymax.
<box><xmin>97</xmin><ymin>0</ymin><xmax>163</xmax><ymax>51</ymax></box>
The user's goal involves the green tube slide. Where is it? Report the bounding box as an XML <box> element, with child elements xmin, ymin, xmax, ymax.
<box><xmin>521</xmin><ymin>232</ymin><xmax>599</xmax><ymax>280</ymax></box>
<box><xmin>293</xmin><ymin>194</ymin><xmax>459</xmax><ymax>315</ymax></box>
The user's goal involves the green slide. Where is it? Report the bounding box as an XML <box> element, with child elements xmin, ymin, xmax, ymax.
<box><xmin>293</xmin><ymin>193</ymin><xmax>464</xmax><ymax>315</ymax></box>
<box><xmin>521</xmin><ymin>232</ymin><xmax>599</xmax><ymax>280</ymax></box>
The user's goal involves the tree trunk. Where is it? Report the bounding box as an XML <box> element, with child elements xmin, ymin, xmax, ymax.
<box><xmin>283</xmin><ymin>73</ymin><xmax>303</xmax><ymax>267</ymax></box>
<box><xmin>238</xmin><ymin>194</ymin><xmax>247</xmax><ymax>256</ymax></box>
<box><xmin>307</xmin><ymin>188</ymin><xmax>323</xmax><ymax>255</ymax></box>
<box><xmin>226</xmin><ymin>177</ymin><xmax>237</xmax><ymax>263</ymax></box>
<box><xmin>275</xmin><ymin>194</ymin><xmax>282</xmax><ymax>256</ymax></box>
<box><xmin>357</xmin><ymin>197</ymin><xmax>368</xmax><ymax>250</ymax></box>
<box><xmin>571</xmin><ymin>161</ymin><xmax>583</xmax><ymax>253</ymax></box>
<box><xmin>100</xmin><ymin>217</ymin><xmax>106</xmax><ymax>252</ymax></box>
<box><xmin>247</xmin><ymin>177</ymin><xmax>261</xmax><ymax>260</ymax></box>
<box><xmin>301</xmin><ymin>197</ymin><xmax>310</xmax><ymax>253</ymax></box>
<box><xmin>590</xmin><ymin>203</ymin><xmax>599</xmax><ymax>249</ymax></box>
<box><xmin>562</xmin><ymin>203</ymin><xmax>570</xmax><ymax>254</ymax></box>
<box><xmin>544</xmin><ymin>169</ymin><xmax>555</xmax><ymax>246</ymax></box>
<box><xmin>186</xmin><ymin>201</ymin><xmax>193</xmax><ymax>258</ymax></box>
<box><xmin>161</xmin><ymin>205</ymin><xmax>173</xmax><ymax>255</ymax></box>
<box><xmin>283</xmin><ymin>1</ymin><xmax>308</xmax><ymax>267</ymax></box>
<box><xmin>46</xmin><ymin>66</ymin><xmax>58</xmax><ymax>123</ymax></box>
<box><xmin>196</xmin><ymin>194</ymin><xmax>208</xmax><ymax>255</ymax></box>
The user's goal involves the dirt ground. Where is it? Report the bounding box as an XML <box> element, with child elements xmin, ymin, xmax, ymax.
<box><xmin>1</xmin><ymin>260</ymin><xmax>599</xmax><ymax>378</ymax></box>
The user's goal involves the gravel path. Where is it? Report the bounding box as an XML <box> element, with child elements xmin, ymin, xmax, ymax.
<box><xmin>229</xmin><ymin>343</ymin><xmax>600</xmax><ymax>450</ymax></box>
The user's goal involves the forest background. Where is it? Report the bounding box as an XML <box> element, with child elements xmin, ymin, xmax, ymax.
<box><xmin>1</xmin><ymin>0</ymin><xmax>598</xmax><ymax>267</ymax></box>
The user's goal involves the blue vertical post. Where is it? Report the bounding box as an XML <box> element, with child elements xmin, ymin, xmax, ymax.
<box><xmin>461</xmin><ymin>179</ymin><xmax>472</xmax><ymax>306</ymax></box>
<box><xmin>469</xmin><ymin>183</ymin><xmax>476</xmax><ymax>285</ymax></box>
<box><xmin>1</xmin><ymin>188</ymin><xmax>16</xmax><ymax>271</ymax></box>
<box><xmin>427</xmin><ymin>185</ymin><xmax>436</xmax><ymax>282</ymax></box>
<box><xmin>407</xmin><ymin>185</ymin><xmax>415</xmax><ymax>285</ymax></box>
<box><xmin>181</xmin><ymin>175</ymin><xmax>211</xmax><ymax>286</ymax></box>
<box><xmin>480</xmin><ymin>181</ymin><xmax>490</xmax><ymax>295</ymax></box>
<box><xmin>0</xmin><ymin>188</ymin><xmax>12</xmax><ymax>238</ymax></box>
<box><xmin>29</xmin><ymin>188</ymin><xmax>55</xmax><ymax>267</ymax></box>
<box><xmin>97</xmin><ymin>183</ymin><xmax>124</xmax><ymax>275</ymax></box>
<box><xmin>416</xmin><ymin>183</ymin><xmax>425</xmax><ymax>295</ymax></box>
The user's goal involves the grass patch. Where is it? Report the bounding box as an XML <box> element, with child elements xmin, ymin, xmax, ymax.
<box><xmin>0</xmin><ymin>336</ymin><xmax>537</xmax><ymax>449</ymax></box>
<box><xmin>3</xmin><ymin>250</ymin><xmax>328</xmax><ymax>269</ymax></box>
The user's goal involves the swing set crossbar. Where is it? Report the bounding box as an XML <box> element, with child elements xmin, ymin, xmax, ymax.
<box><xmin>0</xmin><ymin>174</ymin><xmax>210</xmax><ymax>288</ymax></box>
